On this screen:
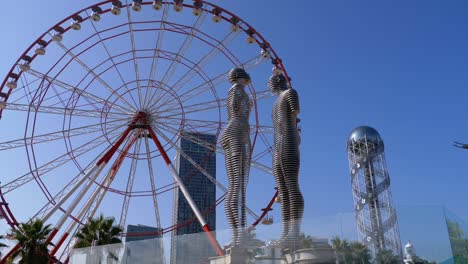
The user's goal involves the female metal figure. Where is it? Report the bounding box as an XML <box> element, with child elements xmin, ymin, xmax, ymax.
<box><xmin>221</xmin><ymin>68</ymin><xmax>252</xmax><ymax>247</ymax></box>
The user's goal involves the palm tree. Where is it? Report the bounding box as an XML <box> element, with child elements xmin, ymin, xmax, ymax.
<box><xmin>298</xmin><ymin>233</ymin><xmax>314</xmax><ymax>249</ymax></box>
<box><xmin>331</xmin><ymin>237</ymin><xmax>372</xmax><ymax>264</ymax></box>
<box><xmin>74</xmin><ymin>215</ymin><xmax>123</xmax><ymax>263</ymax></box>
<box><xmin>10</xmin><ymin>219</ymin><xmax>53</xmax><ymax>264</ymax></box>
<box><xmin>375</xmin><ymin>249</ymin><xmax>399</xmax><ymax>264</ymax></box>
<box><xmin>331</xmin><ymin>237</ymin><xmax>352</xmax><ymax>263</ymax></box>
<box><xmin>349</xmin><ymin>242</ymin><xmax>372</xmax><ymax>264</ymax></box>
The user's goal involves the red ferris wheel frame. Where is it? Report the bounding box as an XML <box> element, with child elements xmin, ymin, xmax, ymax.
<box><xmin>0</xmin><ymin>1</ymin><xmax>289</xmax><ymax>262</ymax></box>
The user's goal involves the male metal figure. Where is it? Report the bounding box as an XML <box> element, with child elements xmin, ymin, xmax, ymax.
<box><xmin>221</xmin><ymin>68</ymin><xmax>252</xmax><ymax>247</ymax></box>
<box><xmin>268</xmin><ymin>73</ymin><xmax>303</xmax><ymax>250</ymax></box>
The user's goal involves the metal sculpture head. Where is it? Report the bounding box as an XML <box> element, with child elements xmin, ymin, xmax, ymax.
<box><xmin>268</xmin><ymin>73</ymin><xmax>288</xmax><ymax>94</ymax></box>
<box><xmin>347</xmin><ymin>126</ymin><xmax>384</xmax><ymax>156</ymax></box>
<box><xmin>228</xmin><ymin>67</ymin><xmax>251</xmax><ymax>85</ymax></box>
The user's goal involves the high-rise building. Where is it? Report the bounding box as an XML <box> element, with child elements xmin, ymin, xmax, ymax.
<box><xmin>171</xmin><ymin>132</ymin><xmax>217</xmax><ymax>264</ymax></box>
<box><xmin>347</xmin><ymin>126</ymin><xmax>402</xmax><ymax>257</ymax></box>
<box><xmin>126</xmin><ymin>224</ymin><xmax>163</xmax><ymax>243</ymax></box>
<box><xmin>124</xmin><ymin>224</ymin><xmax>164</xmax><ymax>264</ymax></box>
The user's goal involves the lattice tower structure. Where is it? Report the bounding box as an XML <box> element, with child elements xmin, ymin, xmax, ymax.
<box><xmin>347</xmin><ymin>126</ymin><xmax>402</xmax><ymax>257</ymax></box>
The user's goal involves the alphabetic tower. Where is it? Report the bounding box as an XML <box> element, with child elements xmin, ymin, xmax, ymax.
<box><xmin>347</xmin><ymin>126</ymin><xmax>402</xmax><ymax>257</ymax></box>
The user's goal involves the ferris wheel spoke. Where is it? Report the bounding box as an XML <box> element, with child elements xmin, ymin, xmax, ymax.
<box><xmin>124</xmin><ymin>4</ymin><xmax>144</xmax><ymax>108</ymax></box>
<box><xmin>154</xmin><ymin>126</ymin><xmax>225</xmax><ymax>192</ymax></box>
<box><xmin>251</xmin><ymin>124</ymin><xmax>274</xmax><ymax>151</ymax></box>
<box><xmin>143</xmin><ymin>4</ymin><xmax>169</xmax><ymax>108</ymax></box>
<box><xmin>48</xmin><ymin>115</ymin><xmax>144</xmax><ymax>238</ymax></box>
<box><xmin>83</xmin><ymin>11</ymin><xmax>138</xmax><ymax>112</ymax></box>
<box><xmin>143</xmin><ymin>12</ymin><xmax>207</xmax><ymax>109</ymax></box>
<box><xmin>155</xmin><ymin>98</ymin><xmax>224</xmax><ymax>120</ymax></box>
<box><xmin>159</xmin><ymin>90</ymin><xmax>270</xmax><ymax>119</ymax></box>
<box><xmin>163</xmin><ymin>99</ymin><xmax>221</xmax><ymax>118</ymax></box>
<box><xmin>255</xmin><ymin>125</ymin><xmax>274</xmax><ymax>134</ymax></box>
<box><xmin>160</xmin><ymin>116</ymin><xmax>272</xmax><ymax>135</ymax></box>
<box><xmin>13</xmin><ymin>66</ymin><xmax>41</xmax><ymax>105</ymax></box>
<box><xmin>252</xmin><ymin>148</ymin><xmax>271</xmax><ymax>162</ymax></box>
<box><xmin>147</xmin><ymin>52</ymin><xmax>266</xmax><ymax>112</ymax></box>
<box><xmin>32</xmin><ymin>133</ymin><xmax>127</xmax><ymax>223</ymax></box>
<box><xmin>87</xmin><ymin>133</ymin><xmax>138</xmax><ymax>222</ymax></box>
<box><xmin>143</xmin><ymin>135</ymin><xmax>162</xmax><ymax>229</ymax></box>
<box><xmin>50</xmin><ymin>83</ymin><xmax>68</xmax><ymax>108</ymax></box>
<box><xmin>9</xmin><ymin>77</ymin><xmax>68</xmax><ymax>107</ymax></box>
<box><xmin>59</xmin><ymin>219</ymin><xmax>87</xmax><ymax>260</ymax></box>
<box><xmin>0</xmin><ymin>118</ymin><xmax>128</xmax><ymax>151</ymax></box>
<box><xmin>155</xmin><ymin>125</ymin><xmax>260</xmax><ymax>220</ymax></box>
<box><xmin>151</xmin><ymin>55</ymin><xmax>267</xmax><ymax>112</ymax></box>
<box><xmin>53</xmin><ymin>40</ymin><xmax>138</xmax><ymax>111</ymax></box>
<box><xmin>32</xmin><ymin>148</ymin><xmax>106</xmax><ymax>221</ymax></box>
<box><xmin>247</xmin><ymin>89</ymin><xmax>273</xmax><ymax>102</ymax></box>
<box><xmin>169</xmin><ymin>48</ymin><xmax>266</xmax><ymax>102</ymax></box>
<box><xmin>53</xmin><ymin>134</ymin><xmax>136</xmax><ymax>256</ymax></box>
<box><xmin>1</xmin><ymin>125</ymin><xmax>124</xmax><ymax>195</ymax></box>
<box><xmin>159</xmin><ymin>121</ymin><xmax>272</xmax><ymax>176</ymax></box>
<box><xmin>158</xmin><ymin>117</ymin><xmax>222</xmax><ymax>133</ymax></box>
<box><xmin>158</xmin><ymin>118</ymin><xmax>273</xmax><ymax>177</ymax></box>
<box><xmin>25</xmin><ymin>68</ymin><xmax>132</xmax><ymax>115</ymax></box>
<box><xmin>156</xmin><ymin>29</ymin><xmax>242</xmax><ymax>106</ymax></box>
<box><xmin>48</xmin><ymin>89</ymin><xmax>77</xmax><ymax>109</ymax></box>
<box><xmin>3</xmin><ymin>102</ymin><xmax>128</xmax><ymax>119</ymax></box>
<box><xmin>119</xmin><ymin>131</ymin><xmax>143</xmax><ymax>228</ymax></box>
<box><xmin>58</xmin><ymin>238</ymin><xmax>75</xmax><ymax>263</ymax></box>
<box><xmin>256</xmin><ymin>127</ymin><xmax>274</xmax><ymax>154</ymax></box>
<box><xmin>147</xmin><ymin>25</ymin><xmax>245</xmax><ymax>110</ymax></box>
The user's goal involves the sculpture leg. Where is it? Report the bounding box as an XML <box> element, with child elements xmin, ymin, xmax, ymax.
<box><xmin>282</xmin><ymin>153</ymin><xmax>303</xmax><ymax>251</ymax></box>
<box><xmin>231</xmin><ymin>154</ymin><xmax>241</xmax><ymax>246</ymax></box>
<box><xmin>223</xmin><ymin>126</ymin><xmax>250</xmax><ymax>248</ymax></box>
<box><xmin>231</xmin><ymin>152</ymin><xmax>247</xmax><ymax>244</ymax></box>
<box><xmin>273</xmin><ymin>152</ymin><xmax>290</xmax><ymax>247</ymax></box>
<box><xmin>238</xmin><ymin>141</ymin><xmax>251</xmax><ymax>245</ymax></box>
<box><xmin>223</xmin><ymin>144</ymin><xmax>239</xmax><ymax>247</ymax></box>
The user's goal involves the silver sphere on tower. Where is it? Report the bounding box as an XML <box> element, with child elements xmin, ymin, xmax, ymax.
<box><xmin>347</xmin><ymin>126</ymin><xmax>402</xmax><ymax>257</ymax></box>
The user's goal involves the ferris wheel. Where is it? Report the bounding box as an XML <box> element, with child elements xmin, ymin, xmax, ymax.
<box><xmin>0</xmin><ymin>1</ymin><xmax>291</xmax><ymax>262</ymax></box>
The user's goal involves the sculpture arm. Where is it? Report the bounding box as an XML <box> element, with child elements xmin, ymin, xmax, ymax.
<box><xmin>286</xmin><ymin>89</ymin><xmax>300</xmax><ymax>115</ymax></box>
<box><xmin>287</xmin><ymin>89</ymin><xmax>300</xmax><ymax>128</ymax></box>
<box><xmin>228</xmin><ymin>84</ymin><xmax>244</xmax><ymax>112</ymax></box>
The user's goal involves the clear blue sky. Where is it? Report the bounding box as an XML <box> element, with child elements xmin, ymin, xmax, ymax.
<box><xmin>0</xmin><ymin>1</ymin><xmax>467</xmax><ymax>262</ymax></box>
<box><xmin>223</xmin><ymin>0</ymin><xmax>468</xmax><ymax>229</ymax></box>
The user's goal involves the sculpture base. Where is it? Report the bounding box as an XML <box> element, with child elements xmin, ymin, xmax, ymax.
<box><xmin>209</xmin><ymin>246</ymin><xmax>254</xmax><ymax>264</ymax></box>
<box><xmin>254</xmin><ymin>239</ymin><xmax>336</xmax><ymax>264</ymax></box>
<box><xmin>210</xmin><ymin>240</ymin><xmax>336</xmax><ymax>264</ymax></box>
<box><xmin>283</xmin><ymin>240</ymin><xmax>336</xmax><ymax>264</ymax></box>
<box><xmin>254</xmin><ymin>246</ymin><xmax>284</xmax><ymax>263</ymax></box>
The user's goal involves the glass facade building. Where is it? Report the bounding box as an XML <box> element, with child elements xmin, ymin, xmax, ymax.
<box><xmin>444</xmin><ymin>209</ymin><xmax>468</xmax><ymax>264</ymax></box>
<box><xmin>125</xmin><ymin>224</ymin><xmax>163</xmax><ymax>242</ymax></box>
<box><xmin>171</xmin><ymin>132</ymin><xmax>217</xmax><ymax>264</ymax></box>
<box><xmin>124</xmin><ymin>224</ymin><xmax>164</xmax><ymax>264</ymax></box>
